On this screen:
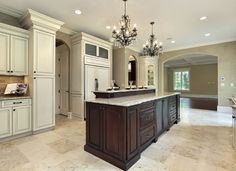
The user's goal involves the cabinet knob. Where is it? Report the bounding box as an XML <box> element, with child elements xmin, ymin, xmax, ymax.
<box><xmin>13</xmin><ymin>109</ymin><xmax>16</xmax><ymax>111</ymax></box>
<box><xmin>34</xmin><ymin>71</ymin><xmax>36</xmax><ymax>73</ymax></box>
<box><xmin>11</xmin><ymin>71</ymin><xmax>13</xmax><ymax>73</ymax></box>
<box><xmin>34</xmin><ymin>77</ymin><xmax>36</xmax><ymax>79</ymax></box>
<box><xmin>7</xmin><ymin>71</ymin><xmax>10</xmax><ymax>73</ymax></box>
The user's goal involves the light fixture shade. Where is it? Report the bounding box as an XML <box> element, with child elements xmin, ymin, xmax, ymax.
<box><xmin>112</xmin><ymin>0</ymin><xmax>138</xmax><ymax>47</ymax></box>
<box><xmin>142</xmin><ymin>22</ymin><xmax>163</xmax><ymax>57</ymax></box>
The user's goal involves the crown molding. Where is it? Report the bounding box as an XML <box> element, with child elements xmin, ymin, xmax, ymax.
<box><xmin>72</xmin><ymin>32</ymin><xmax>113</xmax><ymax>47</ymax></box>
<box><xmin>0</xmin><ymin>3</ymin><xmax>23</xmax><ymax>18</ymax></box>
<box><xmin>20</xmin><ymin>9</ymin><xmax>64</xmax><ymax>32</ymax></box>
<box><xmin>59</xmin><ymin>26</ymin><xmax>77</xmax><ymax>35</ymax></box>
<box><xmin>163</xmin><ymin>38</ymin><xmax>236</xmax><ymax>53</ymax></box>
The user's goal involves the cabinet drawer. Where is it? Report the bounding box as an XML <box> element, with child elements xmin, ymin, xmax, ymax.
<box><xmin>139</xmin><ymin>101</ymin><xmax>154</xmax><ymax>111</ymax></box>
<box><xmin>140</xmin><ymin>126</ymin><xmax>155</xmax><ymax>146</ymax></box>
<box><xmin>170</xmin><ymin>114</ymin><xmax>177</xmax><ymax>123</ymax></box>
<box><xmin>139</xmin><ymin>109</ymin><xmax>155</xmax><ymax>129</ymax></box>
<box><xmin>2</xmin><ymin>99</ymin><xmax>31</xmax><ymax>108</ymax></box>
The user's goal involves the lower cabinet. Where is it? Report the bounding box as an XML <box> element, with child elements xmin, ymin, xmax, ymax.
<box><xmin>33</xmin><ymin>76</ymin><xmax>55</xmax><ymax>131</ymax></box>
<box><xmin>12</xmin><ymin>106</ymin><xmax>31</xmax><ymax>135</ymax></box>
<box><xmin>0</xmin><ymin>108</ymin><xmax>12</xmax><ymax>138</ymax></box>
<box><xmin>0</xmin><ymin>99</ymin><xmax>32</xmax><ymax>140</ymax></box>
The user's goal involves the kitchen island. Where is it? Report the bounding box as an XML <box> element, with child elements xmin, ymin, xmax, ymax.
<box><xmin>84</xmin><ymin>92</ymin><xmax>180</xmax><ymax>170</ymax></box>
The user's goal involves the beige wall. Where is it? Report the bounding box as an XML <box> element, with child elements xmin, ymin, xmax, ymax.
<box><xmin>113</xmin><ymin>47</ymin><xmax>140</xmax><ymax>88</ymax></box>
<box><xmin>166</xmin><ymin>64</ymin><xmax>218</xmax><ymax>95</ymax></box>
<box><xmin>0</xmin><ymin>12</ymin><xmax>21</xmax><ymax>27</ymax></box>
<box><xmin>159</xmin><ymin>41</ymin><xmax>236</xmax><ymax>107</ymax></box>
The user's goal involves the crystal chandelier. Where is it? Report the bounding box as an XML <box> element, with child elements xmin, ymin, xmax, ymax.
<box><xmin>112</xmin><ymin>0</ymin><xmax>137</xmax><ymax>47</ymax></box>
<box><xmin>142</xmin><ymin>22</ymin><xmax>163</xmax><ymax>57</ymax></box>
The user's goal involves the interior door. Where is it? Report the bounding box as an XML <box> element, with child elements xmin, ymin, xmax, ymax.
<box><xmin>85</xmin><ymin>65</ymin><xmax>110</xmax><ymax>100</ymax></box>
<box><xmin>60</xmin><ymin>49</ymin><xmax>69</xmax><ymax>115</ymax></box>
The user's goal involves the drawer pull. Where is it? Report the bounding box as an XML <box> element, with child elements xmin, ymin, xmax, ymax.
<box><xmin>13</xmin><ymin>109</ymin><xmax>16</xmax><ymax>111</ymax></box>
<box><xmin>13</xmin><ymin>102</ymin><xmax>22</xmax><ymax>104</ymax></box>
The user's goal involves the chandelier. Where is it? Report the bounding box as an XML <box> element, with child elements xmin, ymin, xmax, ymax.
<box><xmin>142</xmin><ymin>22</ymin><xmax>163</xmax><ymax>57</ymax></box>
<box><xmin>112</xmin><ymin>0</ymin><xmax>137</xmax><ymax>47</ymax></box>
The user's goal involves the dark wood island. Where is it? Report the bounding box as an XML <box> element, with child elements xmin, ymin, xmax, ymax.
<box><xmin>84</xmin><ymin>91</ymin><xmax>180</xmax><ymax>170</ymax></box>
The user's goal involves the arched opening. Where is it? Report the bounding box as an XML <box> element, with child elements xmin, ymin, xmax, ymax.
<box><xmin>163</xmin><ymin>53</ymin><xmax>218</xmax><ymax>110</ymax></box>
<box><xmin>128</xmin><ymin>55</ymin><xmax>137</xmax><ymax>86</ymax></box>
<box><xmin>55</xmin><ymin>39</ymin><xmax>71</xmax><ymax>117</ymax></box>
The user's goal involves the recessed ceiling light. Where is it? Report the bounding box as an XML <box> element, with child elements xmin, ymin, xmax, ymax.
<box><xmin>171</xmin><ymin>40</ymin><xmax>175</xmax><ymax>43</ymax></box>
<box><xmin>200</xmin><ymin>16</ymin><xmax>207</xmax><ymax>20</ymax></box>
<box><xmin>204</xmin><ymin>33</ymin><xmax>211</xmax><ymax>37</ymax></box>
<box><xmin>75</xmin><ymin>10</ymin><xmax>82</xmax><ymax>15</ymax></box>
<box><xmin>106</xmin><ymin>26</ymin><xmax>111</xmax><ymax>29</ymax></box>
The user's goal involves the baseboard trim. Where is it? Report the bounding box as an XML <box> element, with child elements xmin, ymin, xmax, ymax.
<box><xmin>217</xmin><ymin>105</ymin><xmax>232</xmax><ymax>113</ymax></box>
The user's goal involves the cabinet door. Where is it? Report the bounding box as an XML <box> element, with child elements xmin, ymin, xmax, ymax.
<box><xmin>10</xmin><ymin>36</ymin><xmax>28</xmax><ymax>75</ymax></box>
<box><xmin>12</xmin><ymin>106</ymin><xmax>31</xmax><ymax>135</ymax></box>
<box><xmin>86</xmin><ymin>103</ymin><xmax>103</xmax><ymax>150</ymax></box>
<box><xmin>0</xmin><ymin>32</ymin><xmax>10</xmax><ymax>75</ymax></box>
<box><xmin>103</xmin><ymin>105</ymin><xmax>126</xmax><ymax>160</ymax></box>
<box><xmin>0</xmin><ymin>108</ymin><xmax>12</xmax><ymax>138</ymax></box>
<box><xmin>156</xmin><ymin>100</ymin><xmax>163</xmax><ymax>137</ymax></box>
<box><xmin>33</xmin><ymin>77</ymin><xmax>55</xmax><ymax>131</ymax></box>
<box><xmin>127</xmin><ymin>106</ymin><xmax>139</xmax><ymax>160</ymax></box>
<box><xmin>85</xmin><ymin>65</ymin><xmax>110</xmax><ymax>100</ymax></box>
<box><xmin>34</xmin><ymin>30</ymin><xmax>55</xmax><ymax>76</ymax></box>
<box><xmin>162</xmin><ymin>98</ymin><xmax>169</xmax><ymax>130</ymax></box>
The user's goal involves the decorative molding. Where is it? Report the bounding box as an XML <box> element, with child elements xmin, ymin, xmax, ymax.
<box><xmin>217</xmin><ymin>105</ymin><xmax>232</xmax><ymax>114</ymax></box>
<box><xmin>71</xmin><ymin>32</ymin><xmax>112</xmax><ymax>47</ymax></box>
<box><xmin>164</xmin><ymin>38</ymin><xmax>236</xmax><ymax>53</ymax></box>
<box><xmin>20</xmin><ymin>9</ymin><xmax>64</xmax><ymax>33</ymax></box>
<box><xmin>0</xmin><ymin>3</ymin><xmax>23</xmax><ymax>18</ymax></box>
<box><xmin>0</xmin><ymin>22</ymin><xmax>29</xmax><ymax>37</ymax></box>
<box><xmin>59</xmin><ymin>27</ymin><xmax>77</xmax><ymax>35</ymax></box>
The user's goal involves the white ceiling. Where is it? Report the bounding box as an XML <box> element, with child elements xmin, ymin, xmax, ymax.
<box><xmin>0</xmin><ymin>0</ymin><xmax>236</xmax><ymax>52</ymax></box>
<box><xmin>164</xmin><ymin>54</ymin><xmax>218</xmax><ymax>67</ymax></box>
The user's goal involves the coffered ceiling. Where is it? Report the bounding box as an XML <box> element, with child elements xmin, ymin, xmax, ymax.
<box><xmin>164</xmin><ymin>54</ymin><xmax>217</xmax><ymax>67</ymax></box>
<box><xmin>0</xmin><ymin>0</ymin><xmax>236</xmax><ymax>52</ymax></box>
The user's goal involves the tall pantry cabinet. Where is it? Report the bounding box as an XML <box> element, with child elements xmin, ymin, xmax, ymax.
<box><xmin>21</xmin><ymin>9</ymin><xmax>64</xmax><ymax>131</ymax></box>
<box><xmin>71</xmin><ymin>33</ymin><xmax>112</xmax><ymax>119</ymax></box>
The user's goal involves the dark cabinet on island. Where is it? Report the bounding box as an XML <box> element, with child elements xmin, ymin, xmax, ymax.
<box><xmin>85</xmin><ymin>93</ymin><xmax>180</xmax><ymax>170</ymax></box>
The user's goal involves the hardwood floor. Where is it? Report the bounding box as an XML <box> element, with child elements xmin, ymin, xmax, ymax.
<box><xmin>181</xmin><ymin>97</ymin><xmax>218</xmax><ymax>110</ymax></box>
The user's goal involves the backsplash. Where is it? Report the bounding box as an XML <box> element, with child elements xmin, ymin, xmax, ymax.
<box><xmin>0</xmin><ymin>76</ymin><xmax>24</xmax><ymax>94</ymax></box>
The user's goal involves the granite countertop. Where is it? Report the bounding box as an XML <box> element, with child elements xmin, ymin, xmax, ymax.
<box><xmin>0</xmin><ymin>94</ymin><xmax>31</xmax><ymax>101</ymax></box>
<box><xmin>93</xmin><ymin>88</ymin><xmax>156</xmax><ymax>94</ymax></box>
<box><xmin>86</xmin><ymin>92</ymin><xmax>180</xmax><ymax>107</ymax></box>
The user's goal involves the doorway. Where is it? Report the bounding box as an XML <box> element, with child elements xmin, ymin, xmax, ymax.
<box><xmin>163</xmin><ymin>54</ymin><xmax>218</xmax><ymax>110</ymax></box>
<box><xmin>128</xmin><ymin>55</ymin><xmax>137</xmax><ymax>85</ymax></box>
<box><xmin>55</xmin><ymin>39</ymin><xmax>70</xmax><ymax>116</ymax></box>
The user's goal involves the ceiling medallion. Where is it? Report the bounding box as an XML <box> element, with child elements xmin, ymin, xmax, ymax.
<box><xmin>112</xmin><ymin>0</ymin><xmax>137</xmax><ymax>47</ymax></box>
<box><xmin>142</xmin><ymin>22</ymin><xmax>163</xmax><ymax>57</ymax></box>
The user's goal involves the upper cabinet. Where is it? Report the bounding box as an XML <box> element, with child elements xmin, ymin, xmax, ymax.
<box><xmin>33</xmin><ymin>30</ymin><xmax>55</xmax><ymax>76</ymax></box>
<box><xmin>10</xmin><ymin>36</ymin><xmax>28</xmax><ymax>75</ymax></box>
<box><xmin>0</xmin><ymin>23</ymin><xmax>29</xmax><ymax>76</ymax></box>
<box><xmin>0</xmin><ymin>33</ymin><xmax>10</xmax><ymax>74</ymax></box>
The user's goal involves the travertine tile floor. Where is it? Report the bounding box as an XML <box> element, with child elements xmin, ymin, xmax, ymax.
<box><xmin>0</xmin><ymin>107</ymin><xmax>235</xmax><ymax>171</ymax></box>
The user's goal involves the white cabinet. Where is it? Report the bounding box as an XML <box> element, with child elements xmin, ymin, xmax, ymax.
<box><xmin>33</xmin><ymin>30</ymin><xmax>55</xmax><ymax>76</ymax></box>
<box><xmin>0</xmin><ymin>32</ymin><xmax>10</xmax><ymax>74</ymax></box>
<box><xmin>0</xmin><ymin>23</ymin><xmax>29</xmax><ymax>76</ymax></box>
<box><xmin>33</xmin><ymin>77</ymin><xmax>55</xmax><ymax>131</ymax></box>
<box><xmin>12</xmin><ymin>106</ymin><xmax>31</xmax><ymax>135</ymax></box>
<box><xmin>0</xmin><ymin>108</ymin><xmax>12</xmax><ymax>138</ymax></box>
<box><xmin>0</xmin><ymin>98</ymin><xmax>32</xmax><ymax>139</ymax></box>
<box><xmin>85</xmin><ymin>65</ymin><xmax>110</xmax><ymax>100</ymax></box>
<box><xmin>10</xmin><ymin>36</ymin><xmax>28</xmax><ymax>75</ymax></box>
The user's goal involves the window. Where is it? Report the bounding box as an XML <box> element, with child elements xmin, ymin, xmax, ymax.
<box><xmin>85</xmin><ymin>43</ymin><xmax>97</xmax><ymax>56</ymax></box>
<box><xmin>173</xmin><ymin>69</ymin><xmax>190</xmax><ymax>91</ymax></box>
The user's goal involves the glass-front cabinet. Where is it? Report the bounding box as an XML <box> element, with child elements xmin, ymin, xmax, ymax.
<box><xmin>147</xmin><ymin>65</ymin><xmax>154</xmax><ymax>86</ymax></box>
<box><xmin>85</xmin><ymin>43</ymin><xmax>109</xmax><ymax>59</ymax></box>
